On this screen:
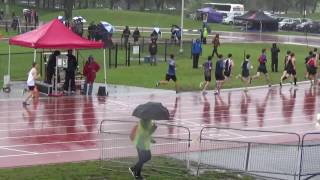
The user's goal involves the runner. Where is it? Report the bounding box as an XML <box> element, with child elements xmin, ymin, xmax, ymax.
<box><xmin>199</xmin><ymin>56</ymin><xmax>213</xmax><ymax>95</ymax></box>
<box><xmin>23</xmin><ymin>62</ymin><xmax>40</xmax><ymax>106</ymax></box>
<box><xmin>307</xmin><ymin>54</ymin><xmax>317</xmax><ymax>86</ymax></box>
<box><xmin>224</xmin><ymin>53</ymin><xmax>234</xmax><ymax>80</ymax></box>
<box><xmin>214</xmin><ymin>54</ymin><xmax>225</xmax><ymax>95</ymax></box>
<box><xmin>251</xmin><ymin>48</ymin><xmax>271</xmax><ymax>87</ymax></box>
<box><xmin>236</xmin><ymin>54</ymin><xmax>252</xmax><ymax>91</ymax></box>
<box><xmin>285</xmin><ymin>52</ymin><xmax>297</xmax><ymax>86</ymax></box>
<box><xmin>156</xmin><ymin>54</ymin><xmax>179</xmax><ymax>93</ymax></box>
<box><xmin>280</xmin><ymin>50</ymin><xmax>291</xmax><ymax>86</ymax></box>
<box><xmin>304</xmin><ymin>51</ymin><xmax>313</xmax><ymax>79</ymax></box>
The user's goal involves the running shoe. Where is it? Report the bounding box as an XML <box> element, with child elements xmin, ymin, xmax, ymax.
<box><xmin>129</xmin><ymin>167</ymin><xmax>136</xmax><ymax>177</ymax></box>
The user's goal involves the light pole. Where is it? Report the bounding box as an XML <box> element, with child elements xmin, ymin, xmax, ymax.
<box><xmin>303</xmin><ymin>0</ymin><xmax>306</xmax><ymax>18</ymax></box>
<box><xmin>4</xmin><ymin>0</ymin><xmax>9</xmax><ymax>17</ymax></box>
<box><xmin>179</xmin><ymin>0</ymin><xmax>184</xmax><ymax>53</ymax></box>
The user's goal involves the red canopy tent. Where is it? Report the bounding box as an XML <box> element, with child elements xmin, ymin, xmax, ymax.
<box><xmin>9</xmin><ymin>19</ymin><xmax>103</xmax><ymax>49</ymax></box>
<box><xmin>8</xmin><ymin>19</ymin><xmax>108</xmax><ymax>91</ymax></box>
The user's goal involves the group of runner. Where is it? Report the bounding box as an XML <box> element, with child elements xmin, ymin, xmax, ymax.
<box><xmin>156</xmin><ymin>46</ymin><xmax>319</xmax><ymax>95</ymax></box>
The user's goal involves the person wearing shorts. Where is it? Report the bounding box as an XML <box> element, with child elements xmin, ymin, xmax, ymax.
<box><xmin>285</xmin><ymin>52</ymin><xmax>297</xmax><ymax>86</ymax></box>
<box><xmin>237</xmin><ymin>54</ymin><xmax>252</xmax><ymax>91</ymax></box>
<box><xmin>224</xmin><ymin>53</ymin><xmax>234</xmax><ymax>80</ymax></box>
<box><xmin>214</xmin><ymin>54</ymin><xmax>225</xmax><ymax>95</ymax></box>
<box><xmin>23</xmin><ymin>62</ymin><xmax>40</xmax><ymax>106</ymax></box>
<box><xmin>251</xmin><ymin>48</ymin><xmax>271</xmax><ymax>87</ymax></box>
<box><xmin>156</xmin><ymin>54</ymin><xmax>179</xmax><ymax>93</ymax></box>
<box><xmin>199</xmin><ymin>56</ymin><xmax>212</xmax><ymax>94</ymax></box>
<box><xmin>307</xmin><ymin>54</ymin><xmax>318</xmax><ymax>85</ymax></box>
<box><xmin>280</xmin><ymin>50</ymin><xmax>291</xmax><ymax>86</ymax></box>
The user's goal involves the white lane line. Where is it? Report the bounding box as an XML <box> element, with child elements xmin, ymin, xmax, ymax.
<box><xmin>0</xmin><ymin>147</ymin><xmax>38</xmax><ymax>155</ymax></box>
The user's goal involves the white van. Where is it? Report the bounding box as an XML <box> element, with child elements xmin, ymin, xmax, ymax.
<box><xmin>203</xmin><ymin>3</ymin><xmax>245</xmax><ymax>17</ymax></box>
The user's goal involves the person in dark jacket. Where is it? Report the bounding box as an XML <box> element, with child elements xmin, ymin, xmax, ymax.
<box><xmin>271</xmin><ymin>43</ymin><xmax>280</xmax><ymax>72</ymax></box>
<box><xmin>132</xmin><ymin>27</ymin><xmax>141</xmax><ymax>44</ymax></box>
<box><xmin>63</xmin><ymin>50</ymin><xmax>78</xmax><ymax>93</ymax></box>
<box><xmin>212</xmin><ymin>34</ymin><xmax>220</xmax><ymax>58</ymax></box>
<box><xmin>149</xmin><ymin>40</ymin><xmax>158</xmax><ymax>66</ymax></box>
<box><xmin>46</xmin><ymin>50</ymin><xmax>60</xmax><ymax>84</ymax></box>
<box><xmin>122</xmin><ymin>26</ymin><xmax>131</xmax><ymax>47</ymax></box>
<box><xmin>192</xmin><ymin>39</ymin><xmax>202</xmax><ymax>69</ymax></box>
<box><xmin>83</xmin><ymin>55</ymin><xmax>100</xmax><ymax>95</ymax></box>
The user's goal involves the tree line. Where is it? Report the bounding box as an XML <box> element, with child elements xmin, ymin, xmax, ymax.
<box><xmin>2</xmin><ymin>0</ymin><xmax>319</xmax><ymax>20</ymax></box>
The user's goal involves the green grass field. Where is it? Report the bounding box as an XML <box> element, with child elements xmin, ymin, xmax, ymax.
<box><xmin>0</xmin><ymin>40</ymin><xmax>313</xmax><ymax>91</ymax></box>
<box><xmin>0</xmin><ymin>158</ymin><xmax>252</xmax><ymax>180</ymax></box>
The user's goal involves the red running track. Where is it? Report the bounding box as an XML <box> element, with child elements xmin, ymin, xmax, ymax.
<box><xmin>0</xmin><ymin>84</ymin><xmax>319</xmax><ymax>168</ymax></box>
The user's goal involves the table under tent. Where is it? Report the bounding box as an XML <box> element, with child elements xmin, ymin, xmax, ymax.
<box><xmin>8</xmin><ymin>19</ymin><xmax>107</xmax><ymax>96</ymax></box>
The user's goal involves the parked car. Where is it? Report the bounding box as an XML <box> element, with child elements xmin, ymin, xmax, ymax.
<box><xmin>278</xmin><ymin>18</ymin><xmax>296</xmax><ymax>29</ymax></box>
<box><xmin>308</xmin><ymin>21</ymin><xmax>320</xmax><ymax>34</ymax></box>
<box><xmin>281</xmin><ymin>21</ymin><xmax>300</xmax><ymax>31</ymax></box>
<box><xmin>296</xmin><ymin>20</ymin><xmax>313</xmax><ymax>32</ymax></box>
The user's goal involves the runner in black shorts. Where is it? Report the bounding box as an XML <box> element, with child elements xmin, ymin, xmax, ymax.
<box><xmin>251</xmin><ymin>49</ymin><xmax>271</xmax><ymax>87</ymax></box>
<box><xmin>199</xmin><ymin>56</ymin><xmax>213</xmax><ymax>95</ymax></box>
<box><xmin>224</xmin><ymin>53</ymin><xmax>233</xmax><ymax>80</ymax></box>
<box><xmin>156</xmin><ymin>54</ymin><xmax>179</xmax><ymax>93</ymax></box>
<box><xmin>214</xmin><ymin>54</ymin><xmax>225</xmax><ymax>95</ymax></box>
<box><xmin>284</xmin><ymin>52</ymin><xmax>297</xmax><ymax>86</ymax></box>
<box><xmin>236</xmin><ymin>54</ymin><xmax>252</xmax><ymax>91</ymax></box>
<box><xmin>280</xmin><ymin>50</ymin><xmax>291</xmax><ymax>86</ymax></box>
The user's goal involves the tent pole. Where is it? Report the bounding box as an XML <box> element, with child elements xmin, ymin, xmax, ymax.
<box><xmin>8</xmin><ymin>45</ymin><xmax>11</xmax><ymax>76</ymax></box>
<box><xmin>33</xmin><ymin>49</ymin><xmax>37</xmax><ymax>62</ymax></box>
<box><xmin>103</xmin><ymin>48</ymin><xmax>107</xmax><ymax>85</ymax></box>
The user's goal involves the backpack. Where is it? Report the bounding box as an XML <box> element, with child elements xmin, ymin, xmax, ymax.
<box><xmin>308</xmin><ymin>58</ymin><xmax>316</xmax><ymax>67</ymax></box>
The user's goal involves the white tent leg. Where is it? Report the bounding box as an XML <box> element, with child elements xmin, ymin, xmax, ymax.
<box><xmin>33</xmin><ymin>49</ymin><xmax>37</xmax><ymax>62</ymax></box>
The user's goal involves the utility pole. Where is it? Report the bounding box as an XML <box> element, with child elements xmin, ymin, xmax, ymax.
<box><xmin>303</xmin><ymin>0</ymin><xmax>307</xmax><ymax>18</ymax></box>
<box><xmin>4</xmin><ymin>0</ymin><xmax>9</xmax><ymax>17</ymax></box>
<box><xmin>179</xmin><ymin>0</ymin><xmax>184</xmax><ymax>53</ymax></box>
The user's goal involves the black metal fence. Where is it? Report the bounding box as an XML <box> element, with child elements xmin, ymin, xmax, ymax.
<box><xmin>99</xmin><ymin>119</ymin><xmax>191</xmax><ymax>177</ymax></box>
<box><xmin>107</xmin><ymin>38</ymin><xmax>193</xmax><ymax>68</ymax></box>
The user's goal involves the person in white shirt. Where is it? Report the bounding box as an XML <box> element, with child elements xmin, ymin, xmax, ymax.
<box><xmin>23</xmin><ymin>62</ymin><xmax>40</xmax><ymax>106</ymax></box>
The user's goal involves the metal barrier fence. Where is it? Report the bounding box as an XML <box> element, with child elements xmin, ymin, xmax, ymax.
<box><xmin>299</xmin><ymin>133</ymin><xmax>320</xmax><ymax>180</ymax></box>
<box><xmin>99</xmin><ymin>119</ymin><xmax>191</xmax><ymax>178</ymax></box>
<box><xmin>197</xmin><ymin>127</ymin><xmax>302</xmax><ymax>180</ymax></box>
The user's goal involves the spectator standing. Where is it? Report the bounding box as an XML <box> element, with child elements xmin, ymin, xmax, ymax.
<box><xmin>83</xmin><ymin>55</ymin><xmax>100</xmax><ymax>95</ymax></box>
<box><xmin>212</xmin><ymin>34</ymin><xmax>220</xmax><ymax>58</ymax></box>
<box><xmin>46</xmin><ymin>50</ymin><xmax>60</xmax><ymax>85</ymax></box>
<box><xmin>63</xmin><ymin>50</ymin><xmax>78</xmax><ymax>93</ymax></box>
<box><xmin>149</xmin><ymin>40</ymin><xmax>158</xmax><ymax>66</ymax></box>
<box><xmin>271</xmin><ymin>43</ymin><xmax>280</xmax><ymax>72</ymax></box>
<box><xmin>192</xmin><ymin>39</ymin><xmax>202</xmax><ymax>69</ymax></box>
<box><xmin>122</xmin><ymin>26</ymin><xmax>131</xmax><ymax>48</ymax></box>
<box><xmin>203</xmin><ymin>27</ymin><xmax>208</xmax><ymax>44</ymax></box>
<box><xmin>132</xmin><ymin>27</ymin><xmax>141</xmax><ymax>44</ymax></box>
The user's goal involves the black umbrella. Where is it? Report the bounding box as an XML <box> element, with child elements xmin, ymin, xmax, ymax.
<box><xmin>132</xmin><ymin>102</ymin><xmax>170</xmax><ymax>120</ymax></box>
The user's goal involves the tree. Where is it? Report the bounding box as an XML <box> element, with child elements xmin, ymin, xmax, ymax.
<box><xmin>64</xmin><ymin>0</ymin><xmax>74</xmax><ymax>21</ymax></box>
